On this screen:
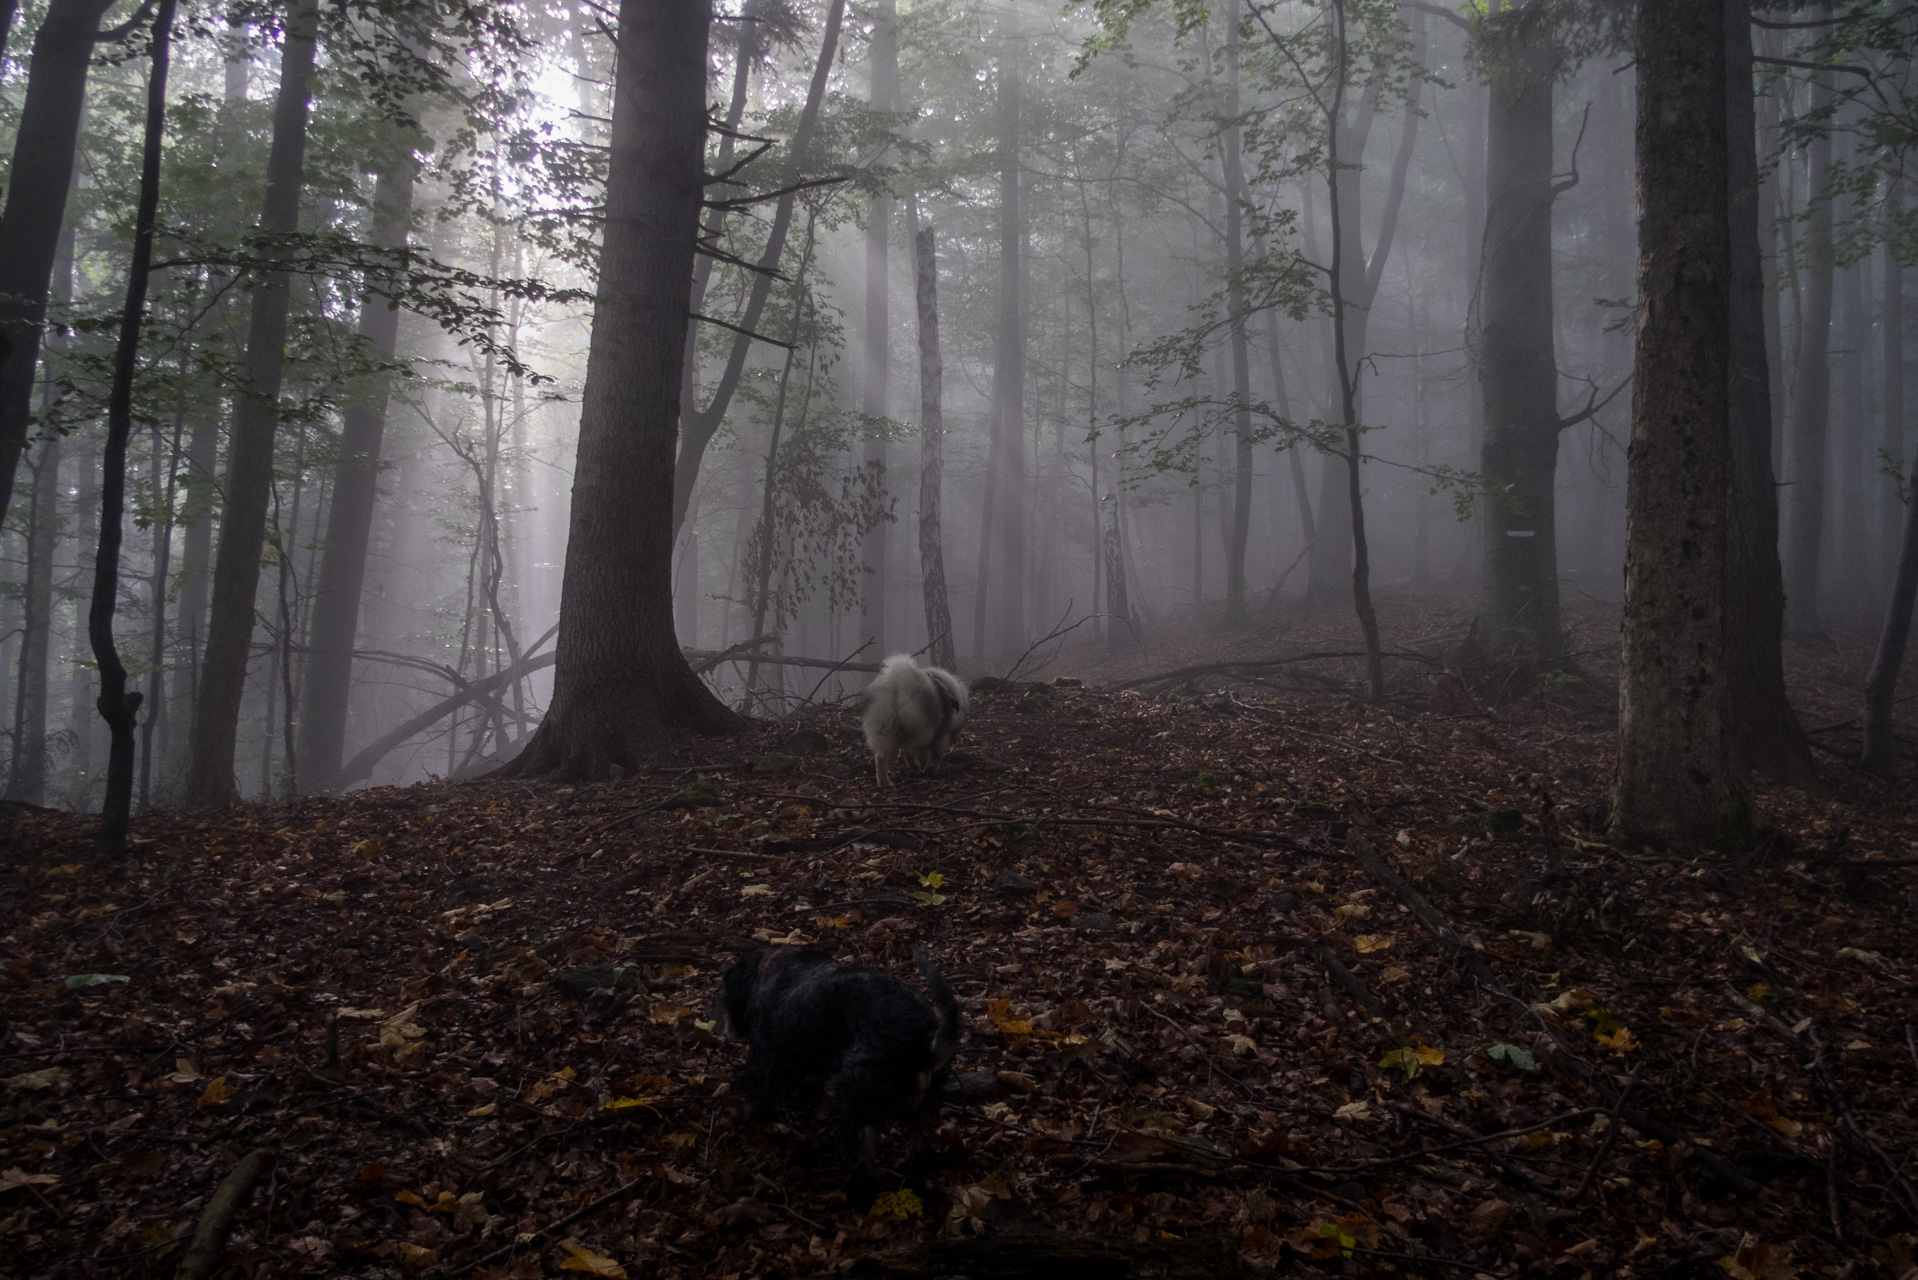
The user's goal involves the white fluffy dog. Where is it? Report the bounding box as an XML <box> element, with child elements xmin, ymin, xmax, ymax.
<box><xmin>861</xmin><ymin>655</ymin><xmax>969</xmax><ymax>787</ymax></box>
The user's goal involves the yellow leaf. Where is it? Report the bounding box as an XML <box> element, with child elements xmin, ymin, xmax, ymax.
<box><xmin>1380</xmin><ymin>966</ymin><xmax>1412</xmax><ymax>984</ymax></box>
<box><xmin>394</xmin><ymin>1242</ymin><xmax>437</xmax><ymax>1270</ymax></box>
<box><xmin>395</xmin><ymin>1189</ymin><xmax>428</xmax><ymax>1207</ymax></box>
<box><xmin>649</xmin><ymin>1003</ymin><xmax>692</xmax><ymax>1025</ymax></box>
<box><xmin>1354</xmin><ymin>934</ymin><xmax>1393</xmax><ymax>954</ymax></box>
<box><xmin>869</xmin><ymin>1189</ymin><xmax>924</xmax><ymax>1221</ymax></box>
<box><xmin>1595</xmin><ymin>1025</ymin><xmax>1639</xmax><ymax>1052</ymax></box>
<box><xmin>600</xmin><ymin>1097</ymin><xmax>657</xmax><ymax>1111</ymax></box>
<box><xmin>740</xmin><ymin>884</ymin><xmax>773</xmax><ymax>898</ymax></box>
<box><xmin>6</xmin><ymin>1067</ymin><xmax>68</xmax><ymax>1090</ymax></box>
<box><xmin>1333</xmin><ymin>1101</ymin><xmax>1370</xmax><ymax>1120</ymax></box>
<box><xmin>0</xmin><ymin>1168</ymin><xmax>60</xmax><ymax>1192</ymax></box>
<box><xmin>559</xmin><ymin>1240</ymin><xmax>628</xmax><ymax>1277</ymax></box>
<box><xmin>1224</xmin><ymin>1033</ymin><xmax>1257</xmax><ymax>1057</ymax></box>
<box><xmin>814</xmin><ymin>915</ymin><xmax>853</xmax><ymax>930</ymax></box>
<box><xmin>988</xmin><ymin>999</ymin><xmax>1034</xmax><ymax>1037</ymax></box>
<box><xmin>1414</xmin><ymin>1042</ymin><xmax>1445</xmax><ymax>1067</ymax></box>
<box><xmin>197</xmin><ymin>1076</ymin><xmax>233</xmax><ymax>1109</ymax></box>
<box><xmin>466</xmin><ymin>1103</ymin><xmax>497</xmax><ymax>1117</ymax></box>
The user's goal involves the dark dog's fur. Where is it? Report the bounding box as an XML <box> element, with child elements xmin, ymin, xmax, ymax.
<box><xmin>717</xmin><ymin>946</ymin><xmax>961</xmax><ymax>1191</ymax></box>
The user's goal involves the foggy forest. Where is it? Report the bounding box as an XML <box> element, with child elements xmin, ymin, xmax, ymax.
<box><xmin>6</xmin><ymin>0</ymin><xmax>1918</xmax><ymax>1276</ymax></box>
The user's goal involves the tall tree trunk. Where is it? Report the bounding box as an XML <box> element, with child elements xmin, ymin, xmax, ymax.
<box><xmin>1722</xmin><ymin>0</ymin><xmax>1812</xmax><ymax>783</ymax></box>
<box><xmin>860</xmin><ymin>0</ymin><xmax>896</xmax><ymax>655</ymax></box>
<box><xmin>139</xmin><ymin>405</ymin><xmax>184</xmax><ymax>809</ymax></box>
<box><xmin>6</xmin><ymin>435</ymin><xmax>56</xmax><ymax>803</ymax></box>
<box><xmin>1882</xmin><ymin>186</ymin><xmax>1905</xmax><ymax>595</ymax></box>
<box><xmin>674</xmin><ymin>0</ymin><xmax>846</xmax><ymax>533</ymax></box>
<box><xmin>501</xmin><ymin>0</ymin><xmax>741</xmax><ymax>780</ymax></box>
<box><xmin>0</xmin><ymin>0</ymin><xmax>116</xmax><ymax>535</ymax></box>
<box><xmin>1475</xmin><ymin>5</ymin><xmax>1566</xmax><ymax>662</ymax></box>
<box><xmin>184</xmin><ymin>0</ymin><xmax>320</xmax><ymax>806</ymax></box>
<box><xmin>1784</xmin><ymin>71</ymin><xmax>1835</xmax><ymax>643</ymax></box>
<box><xmin>66</xmin><ymin>429</ymin><xmax>99</xmax><ymax>784</ymax></box>
<box><xmin>4</xmin><ymin>206</ymin><xmax>72</xmax><ymax>806</ymax></box>
<box><xmin>91</xmin><ymin>0</ymin><xmax>178</xmax><ymax>854</ymax></box>
<box><xmin>1221</xmin><ymin>0</ymin><xmax>1255</xmax><ymax>626</ymax></box>
<box><xmin>295</xmin><ymin>142</ymin><xmax>416</xmax><ymax>793</ymax></box>
<box><xmin>1320</xmin><ymin>0</ymin><xmax>1384</xmax><ymax>696</ymax></box>
<box><xmin>1612</xmin><ymin>0</ymin><xmax>1734</xmax><ymax>844</ymax></box>
<box><xmin>989</xmin><ymin>16</ymin><xmax>1027</xmax><ymax>656</ymax></box>
<box><xmin>165</xmin><ymin>410</ymin><xmax>218</xmax><ymax>778</ymax></box>
<box><xmin>1303</xmin><ymin>24</ymin><xmax>1420</xmax><ymax>609</ymax></box>
<box><xmin>1104</xmin><ymin>498</ymin><xmax>1132</xmax><ymax>655</ymax></box>
<box><xmin>913</xmin><ymin>223</ymin><xmax>956</xmax><ymax>671</ymax></box>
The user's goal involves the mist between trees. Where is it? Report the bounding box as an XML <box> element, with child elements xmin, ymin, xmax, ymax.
<box><xmin>0</xmin><ymin>0</ymin><xmax>1911</xmax><ymax>823</ymax></box>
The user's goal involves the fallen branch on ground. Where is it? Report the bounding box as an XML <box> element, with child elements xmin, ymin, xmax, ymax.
<box><xmin>174</xmin><ymin>1149</ymin><xmax>271</xmax><ymax>1280</ymax></box>
<box><xmin>1107</xmin><ymin>650</ymin><xmax>1441</xmax><ymax>692</ymax></box>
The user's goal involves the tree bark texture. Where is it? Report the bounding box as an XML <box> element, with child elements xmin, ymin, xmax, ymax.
<box><xmin>90</xmin><ymin>0</ymin><xmax>178</xmax><ymax>853</ymax></box>
<box><xmin>860</xmin><ymin>0</ymin><xmax>896</xmax><ymax>654</ymax></box>
<box><xmin>0</xmin><ymin>0</ymin><xmax>117</xmax><ymax>536</ymax></box>
<box><xmin>1722</xmin><ymin>0</ymin><xmax>1812</xmax><ymax>784</ymax></box>
<box><xmin>1612</xmin><ymin>0</ymin><xmax>1734</xmax><ymax>846</ymax></box>
<box><xmin>295</xmin><ymin>146</ymin><xmax>416</xmax><ymax>793</ymax></box>
<box><xmin>913</xmin><ymin>225</ymin><xmax>956</xmax><ymax>671</ymax></box>
<box><xmin>1475</xmin><ymin>6</ymin><xmax>1565</xmax><ymax>661</ymax></box>
<box><xmin>500</xmin><ymin>0</ymin><xmax>742</xmax><ymax>780</ymax></box>
<box><xmin>1783</xmin><ymin>72</ymin><xmax>1834</xmax><ymax>643</ymax></box>
<box><xmin>184</xmin><ymin>0</ymin><xmax>320</xmax><ymax>806</ymax></box>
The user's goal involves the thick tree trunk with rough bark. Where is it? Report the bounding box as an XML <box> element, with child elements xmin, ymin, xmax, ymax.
<box><xmin>295</xmin><ymin>148</ymin><xmax>416</xmax><ymax>793</ymax></box>
<box><xmin>500</xmin><ymin>0</ymin><xmax>742</xmax><ymax>780</ymax></box>
<box><xmin>184</xmin><ymin>0</ymin><xmax>320</xmax><ymax>806</ymax></box>
<box><xmin>1784</xmin><ymin>72</ymin><xmax>1834</xmax><ymax>643</ymax></box>
<box><xmin>1722</xmin><ymin>0</ymin><xmax>1812</xmax><ymax>784</ymax></box>
<box><xmin>0</xmin><ymin>0</ymin><xmax>116</xmax><ymax>536</ymax></box>
<box><xmin>860</xmin><ymin>0</ymin><xmax>896</xmax><ymax>654</ymax></box>
<box><xmin>1475</xmin><ymin>7</ymin><xmax>1565</xmax><ymax>662</ymax></box>
<box><xmin>913</xmin><ymin>225</ymin><xmax>955</xmax><ymax>671</ymax></box>
<box><xmin>1612</xmin><ymin>0</ymin><xmax>1734</xmax><ymax>845</ymax></box>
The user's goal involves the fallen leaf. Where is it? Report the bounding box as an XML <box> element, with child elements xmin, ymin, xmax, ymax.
<box><xmin>196</xmin><ymin>1076</ymin><xmax>233</xmax><ymax>1109</ymax></box>
<box><xmin>558</xmin><ymin>1240</ymin><xmax>627</xmax><ymax>1278</ymax></box>
<box><xmin>0</xmin><ymin>1168</ymin><xmax>60</xmax><ymax>1192</ymax></box>
<box><xmin>5</xmin><ymin>1067</ymin><xmax>67</xmax><ymax>1091</ymax></box>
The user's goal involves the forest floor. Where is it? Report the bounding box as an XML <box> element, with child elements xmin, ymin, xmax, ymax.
<box><xmin>5</xmin><ymin>594</ymin><xmax>1918</xmax><ymax>1280</ymax></box>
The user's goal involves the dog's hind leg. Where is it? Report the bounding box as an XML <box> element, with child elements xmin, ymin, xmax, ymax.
<box><xmin>827</xmin><ymin>1058</ymin><xmax>891</xmax><ymax>1205</ymax></box>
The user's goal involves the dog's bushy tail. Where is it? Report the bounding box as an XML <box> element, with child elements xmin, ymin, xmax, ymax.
<box><xmin>911</xmin><ymin>946</ymin><xmax>962</xmax><ymax>1061</ymax></box>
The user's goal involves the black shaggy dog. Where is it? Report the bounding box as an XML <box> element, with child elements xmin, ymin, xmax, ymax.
<box><xmin>718</xmin><ymin>945</ymin><xmax>961</xmax><ymax>1194</ymax></box>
